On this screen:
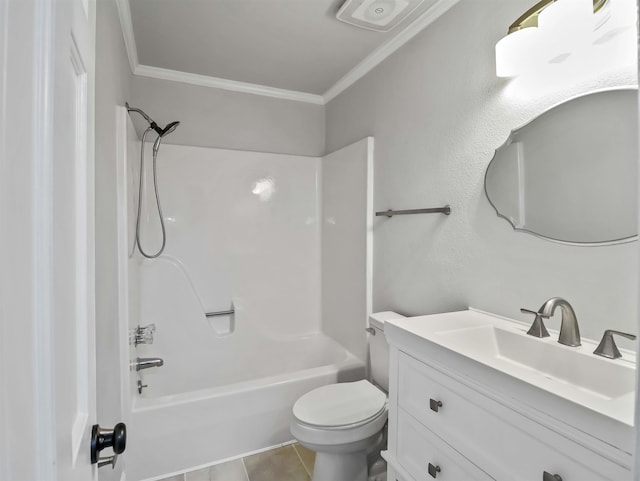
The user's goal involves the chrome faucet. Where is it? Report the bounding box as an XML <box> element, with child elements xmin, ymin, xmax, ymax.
<box><xmin>537</xmin><ymin>297</ymin><xmax>581</xmax><ymax>347</ymax></box>
<box><xmin>131</xmin><ymin>357</ymin><xmax>164</xmax><ymax>371</ymax></box>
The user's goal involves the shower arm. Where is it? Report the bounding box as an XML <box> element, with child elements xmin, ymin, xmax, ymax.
<box><xmin>126</xmin><ymin>102</ymin><xmax>152</xmax><ymax>123</ymax></box>
<box><xmin>126</xmin><ymin>102</ymin><xmax>180</xmax><ymax>140</ymax></box>
<box><xmin>125</xmin><ymin>102</ymin><xmax>162</xmax><ymax>135</ymax></box>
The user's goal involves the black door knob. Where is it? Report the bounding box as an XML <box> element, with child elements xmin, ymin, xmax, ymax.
<box><xmin>91</xmin><ymin>422</ymin><xmax>127</xmax><ymax>464</ymax></box>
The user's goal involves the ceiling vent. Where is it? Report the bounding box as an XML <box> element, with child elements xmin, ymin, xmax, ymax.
<box><xmin>336</xmin><ymin>0</ymin><xmax>425</xmax><ymax>32</ymax></box>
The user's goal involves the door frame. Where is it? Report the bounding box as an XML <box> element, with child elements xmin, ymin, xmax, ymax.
<box><xmin>0</xmin><ymin>1</ymin><xmax>57</xmax><ymax>479</ymax></box>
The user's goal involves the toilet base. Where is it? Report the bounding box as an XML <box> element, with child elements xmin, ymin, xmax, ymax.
<box><xmin>303</xmin><ymin>430</ymin><xmax>385</xmax><ymax>481</ymax></box>
<box><xmin>312</xmin><ymin>450</ymin><xmax>368</xmax><ymax>481</ymax></box>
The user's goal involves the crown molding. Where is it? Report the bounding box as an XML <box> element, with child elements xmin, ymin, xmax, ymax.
<box><xmin>115</xmin><ymin>0</ymin><xmax>138</xmax><ymax>73</ymax></box>
<box><xmin>323</xmin><ymin>0</ymin><xmax>459</xmax><ymax>103</ymax></box>
<box><xmin>116</xmin><ymin>0</ymin><xmax>458</xmax><ymax>106</ymax></box>
<box><xmin>134</xmin><ymin>64</ymin><xmax>326</xmax><ymax>105</ymax></box>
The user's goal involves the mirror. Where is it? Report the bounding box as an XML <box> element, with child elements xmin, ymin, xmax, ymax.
<box><xmin>485</xmin><ymin>88</ymin><xmax>638</xmax><ymax>245</ymax></box>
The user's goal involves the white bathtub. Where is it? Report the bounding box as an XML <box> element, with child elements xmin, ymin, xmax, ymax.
<box><xmin>126</xmin><ymin>333</ymin><xmax>364</xmax><ymax>481</ymax></box>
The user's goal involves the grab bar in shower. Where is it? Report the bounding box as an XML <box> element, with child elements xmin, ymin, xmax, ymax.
<box><xmin>375</xmin><ymin>206</ymin><xmax>451</xmax><ymax>218</ymax></box>
<box><xmin>206</xmin><ymin>309</ymin><xmax>235</xmax><ymax>318</ymax></box>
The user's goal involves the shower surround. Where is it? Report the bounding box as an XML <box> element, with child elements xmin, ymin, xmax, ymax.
<box><xmin>118</xmin><ymin>112</ymin><xmax>372</xmax><ymax>480</ymax></box>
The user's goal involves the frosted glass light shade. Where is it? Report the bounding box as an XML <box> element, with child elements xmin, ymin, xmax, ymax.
<box><xmin>495</xmin><ymin>27</ymin><xmax>540</xmax><ymax>77</ymax></box>
<box><xmin>593</xmin><ymin>0</ymin><xmax>637</xmax><ymax>42</ymax></box>
<box><xmin>592</xmin><ymin>0</ymin><xmax>637</xmax><ymax>67</ymax></box>
<box><xmin>538</xmin><ymin>0</ymin><xmax>592</xmax><ymax>61</ymax></box>
<box><xmin>538</xmin><ymin>0</ymin><xmax>592</xmax><ymax>31</ymax></box>
<box><xmin>495</xmin><ymin>0</ymin><xmax>635</xmax><ymax>79</ymax></box>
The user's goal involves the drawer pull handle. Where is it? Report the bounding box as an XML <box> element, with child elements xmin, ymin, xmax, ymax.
<box><xmin>429</xmin><ymin>398</ymin><xmax>443</xmax><ymax>412</ymax></box>
<box><xmin>543</xmin><ymin>472</ymin><xmax>562</xmax><ymax>481</ymax></box>
<box><xmin>428</xmin><ymin>463</ymin><xmax>441</xmax><ymax>478</ymax></box>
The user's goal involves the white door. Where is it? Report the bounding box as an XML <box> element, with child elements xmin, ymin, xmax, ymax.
<box><xmin>52</xmin><ymin>0</ymin><xmax>98</xmax><ymax>479</ymax></box>
<box><xmin>0</xmin><ymin>0</ymin><xmax>104</xmax><ymax>480</ymax></box>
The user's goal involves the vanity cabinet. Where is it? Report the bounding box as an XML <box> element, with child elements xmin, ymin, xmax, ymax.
<box><xmin>396</xmin><ymin>409</ymin><xmax>493</xmax><ymax>481</ymax></box>
<box><xmin>383</xmin><ymin>313</ymin><xmax>634</xmax><ymax>481</ymax></box>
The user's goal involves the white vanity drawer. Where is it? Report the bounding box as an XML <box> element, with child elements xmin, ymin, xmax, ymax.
<box><xmin>397</xmin><ymin>409</ymin><xmax>494</xmax><ymax>481</ymax></box>
<box><xmin>398</xmin><ymin>352</ymin><xmax>631</xmax><ymax>481</ymax></box>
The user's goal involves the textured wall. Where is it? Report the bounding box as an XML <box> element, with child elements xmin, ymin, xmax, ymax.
<box><xmin>325</xmin><ymin>0</ymin><xmax>638</xmax><ymax>345</ymax></box>
<box><xmin>130</xmin><ymin>76</ymin><xmax>325</xmax><ymax>156</ymax></box>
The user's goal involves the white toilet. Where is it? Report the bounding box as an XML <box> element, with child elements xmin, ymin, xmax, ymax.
<box><xmin>290</xmin><ymin>312</ymin><xmax>405</xmax><ymax>481</ymax></box>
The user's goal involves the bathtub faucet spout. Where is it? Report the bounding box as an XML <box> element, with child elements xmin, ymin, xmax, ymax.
<box><xmin>132</xmin><ymin>357</ymin><xmax>164</xmax><ymax>371</ymax></box>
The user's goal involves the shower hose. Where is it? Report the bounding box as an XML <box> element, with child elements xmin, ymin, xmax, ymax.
<box><xmin>135</xmin><ymin>127</ymin><xmax>167</xmax><ymax>259</ymax></box>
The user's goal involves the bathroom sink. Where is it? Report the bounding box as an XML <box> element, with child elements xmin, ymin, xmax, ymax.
<box><xmin>434</xmin><ymin>324</ymin><xmax>636</xmax><ymax>400</ymax></box>
<box><xmin>384</xmin><ymin>309</ymin><xmax>636</xmax><ymax>426</ymax></box>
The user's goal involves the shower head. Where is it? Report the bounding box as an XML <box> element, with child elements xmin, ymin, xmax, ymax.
<box><xmin>159</xmin><ymin>121</ymin><xmax>180</xmax><ymax>137</ymax></box>
<box><xmin>152</xmin><ymin>120</ymin><xmax>180</xmax><ymax>155</ymax></box>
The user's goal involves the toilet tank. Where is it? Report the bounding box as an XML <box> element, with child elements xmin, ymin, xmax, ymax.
<box><xmin>368</xmin><ymin>311</ymin><xmax>406</xmax><ymax>392</ymax></box>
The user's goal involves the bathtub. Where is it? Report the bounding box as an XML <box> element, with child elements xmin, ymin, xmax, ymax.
<box><xmin>126</xmin><ymin>333</ymin><xmax>364</xmax><ymax>481</ymax></box>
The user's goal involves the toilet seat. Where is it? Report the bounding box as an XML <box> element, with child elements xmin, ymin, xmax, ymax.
<box><xmin>291</xmin><ymin>380</ymin><xmax>388</xmax><ymax>449</ymax></box>
<box><xmin>293</xmin><ymin>380</ymin><xmax>387</xmax><ymax>429</ymax></box>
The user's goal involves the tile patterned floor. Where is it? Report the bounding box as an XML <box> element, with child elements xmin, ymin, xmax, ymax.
<box><xmin>161</xmin><ymin>443</ymin><xmax>315</xmax><ymax>481</ymax></box>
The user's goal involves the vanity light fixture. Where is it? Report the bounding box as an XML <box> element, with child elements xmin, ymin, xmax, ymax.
<box><xmin>495</xmin><ymin>0</ymin><xmax>609</xmax><ymax>77</ymax></box>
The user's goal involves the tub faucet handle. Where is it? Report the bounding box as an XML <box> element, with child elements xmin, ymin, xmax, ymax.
<box><xmin>132</xmin><ymin>323</ymin><xmax>156</xmax><ymax>346</ymax></box>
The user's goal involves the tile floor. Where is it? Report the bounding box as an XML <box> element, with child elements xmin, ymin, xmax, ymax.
<box><xmin>160</xmin><ymin>443</ymin><xmax>315</xmax><ymax>481</ymax></box>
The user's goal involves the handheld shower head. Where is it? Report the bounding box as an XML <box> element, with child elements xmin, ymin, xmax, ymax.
<box><xmin>128</xmin><ymin>102</ymin><xmax>180</xmax><ymax>260</ymax></box>
<box><xmin>160</xmin><ymin>121</ymin><xmax>180</xmax><ymax>137</ymax></box>
<box><xmin>152</xmin><ymin>120</ymin><xmax>180</xmax><ymax>155</ymax></box>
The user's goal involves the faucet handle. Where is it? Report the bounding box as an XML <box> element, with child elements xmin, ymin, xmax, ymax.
<box><xmin>138</xmin><ymin>323</ymin><xmax>156</xmax><ymax>334</ymax></box>
<box><xmin>134</xmin><ymin>324</ymin><xmax>156</xmax><ymax>346</ymax></box>
<box><xmin>593</xmin><ymin>330</ymin><xmax>636</xmax><ymax>359</ymax></box>
<box><xmin>520</xmin><ymin>308</ymin><xmax>550</xmax><ymax>338</ymax></box>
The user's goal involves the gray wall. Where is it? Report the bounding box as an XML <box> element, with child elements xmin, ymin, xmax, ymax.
<box><xmin>130</xmin><ymin>76</ymin><xmax>325</xmax><ymax>156</ymax></box>
<box><xmin>326</xmin><ymin>0</ymin><xmax>638</xmax><ymax>345</ymax></box>
<box><xmin>95</xmin><ymin>2</ymin><xmax>132</xmax><ymax>479</ymax></box>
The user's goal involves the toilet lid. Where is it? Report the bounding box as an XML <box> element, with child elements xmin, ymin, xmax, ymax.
<box><xmin>293</xmin><ymin>380</ymin><xmax>387</xmax><ymax>428</ymax></box>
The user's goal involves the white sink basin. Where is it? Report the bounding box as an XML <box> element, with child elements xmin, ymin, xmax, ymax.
<box><xmin>386</xmin><ymin>309</ymin><xmax>636</xmax><ymax>426</ymax></box>
<box><xmin>435</xmin><ymin>324</ymin><xmax>636</xmax><ymax>400</ymax></box>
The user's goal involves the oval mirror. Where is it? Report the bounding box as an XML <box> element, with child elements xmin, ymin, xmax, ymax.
<box><xmin>485</xmin><ymin>88</ymin><xmax>638</xmax><ymax>245</ymax></box>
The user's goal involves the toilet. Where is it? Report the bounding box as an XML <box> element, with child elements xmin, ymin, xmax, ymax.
<box><xmin>290</xmin><ymin>312</ymin><xmax>405</xmax><ymax>481</ymax></box>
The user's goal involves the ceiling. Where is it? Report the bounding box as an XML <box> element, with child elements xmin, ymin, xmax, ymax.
<box><xmin>124</xmin><ymin>0</ymin><xmax>455</xmax><ymax>102</ymax></box>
